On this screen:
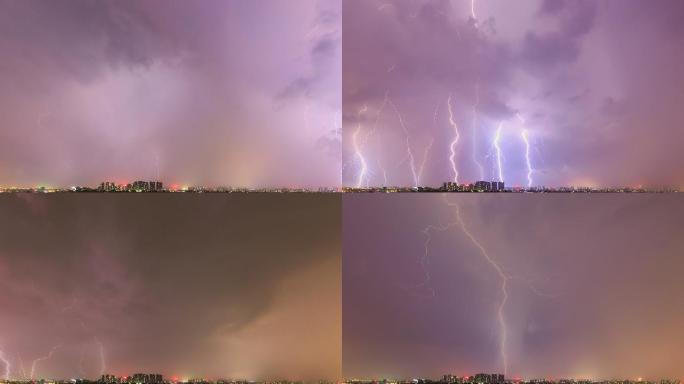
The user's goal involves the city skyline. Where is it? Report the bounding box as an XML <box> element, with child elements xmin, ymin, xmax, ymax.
<box><xmin>0</xmin><ymin>0</ymin><xmax>341</xmax><ymax>188</ymax></box>
<box><xmin>343</xmin><ymin>0</ymin><xmax>684</xmax><ymax>189</ymax></box>
<box><xmin>343</xmin><ymin>194</ymin><xmax>684</xmax><ymax>380</ymax></box>
<box><xmin>0</xmin><ymin>194</ymin><xmax>341</xmax><ymax>381</ymax></box>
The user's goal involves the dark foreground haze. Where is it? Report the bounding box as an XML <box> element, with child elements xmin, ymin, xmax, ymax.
<box><xmin>0</xmin><ymin>194</ymin><xmax>341</xmax><ymax>381</ymax></box>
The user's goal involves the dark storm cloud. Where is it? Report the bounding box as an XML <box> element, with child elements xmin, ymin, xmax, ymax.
<box><xmin>343</xmin><ymin>0</ymin><xmax>684</xmax><ymax>188</ymax></box>
<box><xmin>343</xmin><ymin>194</ymin><xmax>684</xmax><ymax>380</ymax></box>
<box><xmin>0</xmin><ymin>0</ymin><xmax>341</xmax><ymax>188</ymax></box>
<box><xmin>521</xmin><ymin>0</ymin><xmax>597</xmax><ymax>69</ymax></box>
<box><xmin>0</xmin><ymin>194</ymin><xmax>341</xmax><ymax>380</ymax></box>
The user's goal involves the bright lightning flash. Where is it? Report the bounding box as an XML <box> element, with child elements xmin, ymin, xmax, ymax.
<box><xmin>494</xmin><ymin>122</ymin><xmax>504</xmax><ymax>183</ymax></box>
<box><xmin>442</xmin><ymin>196</ymin><xmax>509</xmax><ymax>375</ymax></box>
<box><xmin>517</xmin><ymin>114</ymin><xmax>535</xmax><ymax>188</ymax></box>
<box><xmin>353</xmin><ymin>105</ymin><xmax>369</xmax><ymax>188</ymax></box>
<box><xmin>447</xmin><ymin>94</ymin><xmax>461</xmax><ymax>184</ymax></box>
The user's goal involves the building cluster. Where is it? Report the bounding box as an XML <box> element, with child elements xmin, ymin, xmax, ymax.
<box><xmin>343</xmin><ymin>182</ymin><xmax>677</xmax><ymax>193</ymax></box>
<box><xmin>344</xmin><ymin>375</ymin><xmax>680</xmax><ymax>384</ymax></box>
<box><xmin>443</xmin><ymin>181</ymin><xmax>505</xmax><ymax>192</ymax></box>
<box><xmin>0</xmin><ymin>374</ymin><xmax>334</xmax><ymax>384</ymax></box>
<box><xmin>98</xmin><ymin>181</ymin><xmax>164</xmax><ymax>192</ymax></box>
<box><xmin>0</xmin><ymin>183</ymin><xmax>340</xmax><ymax>193</ymax></box>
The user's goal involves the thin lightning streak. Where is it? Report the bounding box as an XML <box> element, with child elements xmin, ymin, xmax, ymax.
<box><xmin>517</xmin><ymin>114</ymin><xmax>535</xmax><ymax>188</ymax></box>
<box><xmin>154</xmin><ymin>153</ymin><xmax>160</xmax><ymax>181</ymax></box>
<box><xmin>362</xmin><ymin>93</ymin><xmax>389</xmax><ymax>186</ymax></box>
<box><xmin>522</xmin><ymin>130</ymin><xmax>533</xmax><ymax>188</ymax></box>
<box><xmin>18</xmin><ymin>356</ymin><xmax>26</xmax><ymax>380</ymax></box>
<box><xmin>470</xmin><ymin>0</ymin><xmax>477</xmax><ymax>20</ymax></box>
<box><xmin>95</xmin><ymin>338</ymin><xmax>105</xmax><ymax>376</ymax></box>
<box><xmin>421</xmin><ymin>221</ymin><xmax>460</xmax><ymax>297</ymax></box>
<box><xmin>447</xmin><ymin>94</ymin><xmax>461</xmax><ymax>184</ymax></box>
<box><xmin>62</xmin><ymin>300</ymin><xmax>108</xmax><ymax>376</ymax></box>
<box><xmin>377</xmin><ymin>159</ymin><xmax>388</xmax><ymax>187</ymax></box>
<box><xmin>494</xmin><ymin>122</ymin><xmax>504</xmax><ymax>183</ymax></box>
<box><xmin>388</xmin><ymin>99</ymin><xmax>419</xmax><ymax>188</ymax></box>
<box><xmin>0</xmin><ymin>350</ymin><xmax>10</xmax><ymax>380</ymax></box>
<box><xmin>442</xmin><ymin>195</ymin><xmax>509</xmax><ymax>375</ymax></box>
<box><xmin>30</xmin><ymin>345</ymin><xmax>62</xmax><ymax>379</ymax></box>
<box><xmin>353</xmin><ymin>105</ymin><xmax>369</xmax><ymax>188</ymax></box>
<box><xmin>418</xmin><ymin>137</ymin><xmax>434</xmax><ymax>187</ymax></box>
<box><xmin>472</xmin><ymin>84</ymin><xmax>485</xmax><ymax>180</ymax></box>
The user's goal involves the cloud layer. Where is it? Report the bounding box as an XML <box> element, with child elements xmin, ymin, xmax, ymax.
<box><xmin>0</xmin><ymin>0</ymin><xmax>341</xmax><ymax>188</ymax></box>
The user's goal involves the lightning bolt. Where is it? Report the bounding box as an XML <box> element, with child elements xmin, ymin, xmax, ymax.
<box><xmin>18</xmin><ymin>356</ymin><xmax>27</xmax><ymax>380</ymax></box>
<box><xmin>521</xmin><ymin>130</ymin><xmax>533</xmax><ymax>188</ymax></box>
<box><xmin>417</xmin><ymin>137</ymin><xmax>435</xmax><ymax>187</ymax></box>
<box><xmin>30</xmin><ymin>345</ymin><xmax>62</xmax><ymax>380</ymax></box>
<box><xmin>470</xmin><ymin>0</ymin><xmax>477</xmax><ymax>20</ymax></box>
<box><xmin>493</xmin><ymin>122</ymin><xmax>504</xmax><ymax>183</ymax></box>
<box><xmin>62</xmin><ymin>300</ymin><xmax>108</xmax><ymax>377</ymax></box>
<box><xmin>472</xmin><ymin>84</ymin><xmax>485</xmax><ymax>181</ymax></box>
<box><xmin>388</xmin><ymin>99</ymin><xmax>419</xmax><ymax>188</ymax></box>
<box><xmin>420</xmin><ymin>196</ymin><xmax>561</xmax><ymax>376</ymax></box>
<box><xmin>421</xmin><ymin>220</ymin><xmax>461</xmax><ymax>297</ymax></box>
<box><xmin>517</xmin><ymin>114</ymin><xmax>535</xmax><ymax>189</ymax></box>
<box><xmin>377</xmin><ymin>159</ymin><xmax>389</xmax><ymax>187</ymax></box>
<box><xmin>353</xmin><ymin>105</ymin><xmax>369</xmax><ymax>188</ymax></box>
<box><xmin>447</xmin><ymin>93</ymin><xmax>461</xmax><ymax>184</ymax></box>
<box><xmin>0</xmin><ymin>349</ymin><xmax>10</xmax><ymax>380</ymax></box>
<box><xmin>442</xmin><ymin>195</ymin><xmax>509</xmax><ymax>375</ymax></box>
<box><xmin>95</xmin><ymin>338</ymin><xmax>106</xmax><ymax>376</ymax></box>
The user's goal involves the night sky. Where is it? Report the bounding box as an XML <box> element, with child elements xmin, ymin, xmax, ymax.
<box><xmin>0</xmin><ymin>0</ymin><xmax>341</xmax><ymax>188</ymax></box>
<box><xmin>0</xmin><ymin>194</ymin><xmax>341</xmax><ymax>381</ymax></box>
<box><xmin>343</xmin><ymin>194</ymin><xmax>684</xmax><ymax>380</ymax></box>
<box><xmin>343</xmin><ymin>0</ymin><xmax>684</xmax><ymax>189</ymax></box>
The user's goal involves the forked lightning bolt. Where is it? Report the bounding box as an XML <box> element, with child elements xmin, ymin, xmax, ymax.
<box><xmin>442</xmin><ymin>196</ymin><xmax>509</xmax><ymax>375</ymax></box>
<box><xmin>420</xmin><ymin>195</ymin><xmax>561</xmax><ymax>375</ymax></box>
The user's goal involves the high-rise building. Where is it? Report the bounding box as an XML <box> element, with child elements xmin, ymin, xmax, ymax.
<box><xmin>100</xmin><ymin>375</ymin><xmax>120</xmax><ymax>384</ymax></box>
<box><xmin>131</xmin><ymin>374</ymin><xmax>163</xmax><ymax>384</ymax></box>
<box><xmin>474</xmin><ymin>181</ymin><xmax>491</xmax><ymax>192</ymax></box>
<box><xmin>443</xmin><ymin>182</ymin><xmax>459</xmax><ymax>192</ymax></box>
<box><xmin>98</xmin><ymin>181</ymin><xmax>117</xmax><ymax>192</ymax></box>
